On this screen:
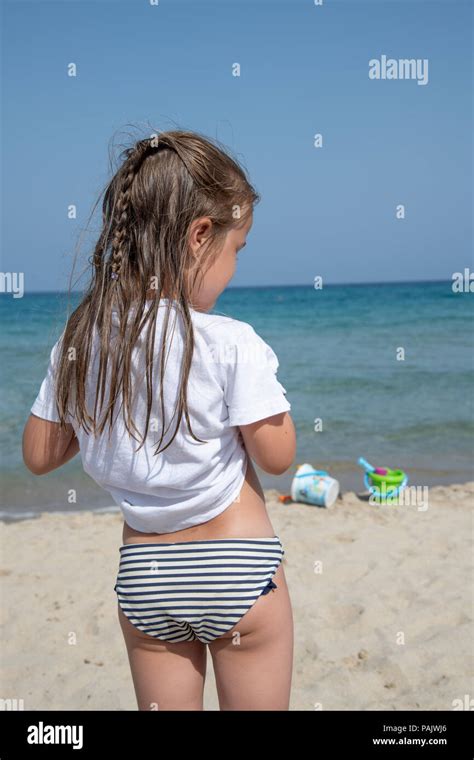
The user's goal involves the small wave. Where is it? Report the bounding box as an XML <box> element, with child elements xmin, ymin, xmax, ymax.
<box><xmin>0</xmin><ymin>510</ymin><xmax>40</xmax><ymax>522</ymax></box>
<box><xmin>0</xmin><ymin>504</ymin><xmax>121</xmax><ymax>523</ymax></box>
<box><xmin>384</xmin><ymin>420</ymin><xmax>474</xmax><ymax>440</ymax></box>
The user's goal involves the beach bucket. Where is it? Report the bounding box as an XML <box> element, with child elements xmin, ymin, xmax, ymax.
<box><xmin>364</xmin><ymin>469</ymin><xmax>408</xmax><ymax>501</ymax></box>
<box><xmin>290</xmin><ymin>464</ymin><xmax>340</xmax><ymax>508</ymax></box>
<box><xmin>358</xmin><ymin>457</ymin><xmax>408</xmax><ymax>502</ymax></box>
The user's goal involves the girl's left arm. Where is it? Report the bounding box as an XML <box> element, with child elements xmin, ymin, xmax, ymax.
<box><xmin>22</xmin><ymin>413</ymin><xmax>80</xmax><ymax>475</ymax></box>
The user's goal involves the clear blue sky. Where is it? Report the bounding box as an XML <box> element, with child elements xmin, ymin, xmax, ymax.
<box><xmin>2</xmin><ymin>0</ymin><xmax>472</xmax><ymax>289</ymax></box>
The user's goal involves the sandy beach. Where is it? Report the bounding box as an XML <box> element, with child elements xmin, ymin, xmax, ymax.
<box><xmin>1</xmin><ymin>482</ymin><xmax>472</xmax><ymax>711</ymax></box>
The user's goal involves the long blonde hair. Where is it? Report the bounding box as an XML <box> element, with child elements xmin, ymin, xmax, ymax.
<box><xmin>55</xmin><ymin>129</ymin><xmax>260</xmax><ymax>454</ymax></box>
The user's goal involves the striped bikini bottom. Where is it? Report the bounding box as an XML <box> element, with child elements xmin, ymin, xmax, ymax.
<box><xmin>114</xmin><ymin>535</ymin><xmax>285</xmax><ymax>644</ymax></box>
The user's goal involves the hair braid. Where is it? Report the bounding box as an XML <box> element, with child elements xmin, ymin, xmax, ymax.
<box><xmin>109</xmin><ymin>138</ymin><xmax>157</xmax><ymax>280</ymax></box>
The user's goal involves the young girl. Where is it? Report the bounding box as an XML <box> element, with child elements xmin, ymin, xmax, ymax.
<box><xmin>22</xmin><ymin>130</ymin><xmax>296</xmax><ymax>711</ymax></box>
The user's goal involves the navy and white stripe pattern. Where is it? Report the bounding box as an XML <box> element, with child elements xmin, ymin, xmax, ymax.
<box><xmin>114</xmin><ymin>535</ymin><xmax>284</xmax><ymax>643</ymax></box>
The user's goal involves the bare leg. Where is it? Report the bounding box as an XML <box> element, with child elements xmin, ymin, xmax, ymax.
<box><xmin>207</xmin><ymin>562</ymin><xmax>294</xmax><ymax>710</ymax></box>
<box><xmin>117</xmin><ymin>605</ymin><xmax>207</xmax><ymax>710</ymax></box>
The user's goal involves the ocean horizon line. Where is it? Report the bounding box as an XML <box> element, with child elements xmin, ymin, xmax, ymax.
<box><xmin>16</xmin><ymin>279</ymin><xmax>455</xmax><ymax>296</ymax></box>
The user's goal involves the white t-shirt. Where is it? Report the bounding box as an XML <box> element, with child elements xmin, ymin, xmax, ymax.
<box><xmin>30</xmin><ymin>298</ymin><xmax>291</xmax><ymax>533</ymax></box>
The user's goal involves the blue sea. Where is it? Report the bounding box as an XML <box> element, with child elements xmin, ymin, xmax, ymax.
<box><xmin>1</xmin><ymin>282</ymin><xmax>473</xmax><ymax>522</ymax></box>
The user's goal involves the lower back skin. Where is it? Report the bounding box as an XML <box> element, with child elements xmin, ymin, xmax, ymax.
<box><xmin>122</xmin><ymin>455</ymin><xmax>276</xmax><ymax>545</ymax></box>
